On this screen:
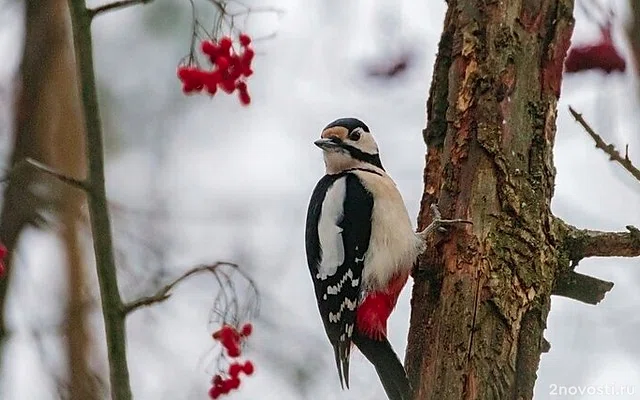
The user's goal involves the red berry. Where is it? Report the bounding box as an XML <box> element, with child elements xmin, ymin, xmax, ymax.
<box><xmin>228</xmin><ymin>377</ymin><xmax>241</xmax><ymax>390</ymax></box>
<box><xmin>241</xmin><ymin>67</ymin><xmax>253</xmax><ymax>77</ymax></box>
<box><xmin>243</xmin><ymin>360</ymin><xmax>254</xmax><ymax>375</ymax></box>
<box><xmin>209</xmin><ymin>70</ymin><xmax>223</xmax><ymax>85</ymax></box>
<box><xmin>219</xmin><ymin>36</ymin><xmax>233</xmax><ymax>51</ymax></box>
<box><xmin>218</xmin><ymin>381</ymin><xmax>230</xmax><ymax>394</ymax></box>
<box><xmin>240</xmin><ymin>323</ymin><xmax>252</xmax><ymax>336</ymax></box>
<box><xmin>216</xmin><ymin>56</ymin><xmax>229</xmax><ymax>70</ymax></box>
<box><xmin>182</xmin><ymin>82</ymin><xmax>197</xmax><ymax>94</ymax></box>
<box><xmin>213</xmin><ymin>325</ymin><xmax>239</xmax><ymax>342</ymax></box>
<box><xmin>211</xmin><ymin>374</ymin><xmax>223</xmax><ymax>386</ymax></box>
<box><xmin>228</xmin><ymin>362</ymin><xmax>243</xmax><ymax>377</ymax></box>
<box><xmin>220</xmin><ymin>79</ymin><xmax>237</xmax><ymax>94</ymax></box>
<box><xmin>179</xmin><ymin>68</ymin><xmax>208</xmax><ymax>92</ymax></box>
<box><xmin>206</xmin><ymin>83</ymin><xmax>217</xmax><ymax>95</ymax></box>
<box><xmin>228</xmin><ymin>68</ymin><xmax>242</xmax><ymax>81</ymax></box>
<box><xmin>230</xmin><ymin>54</ymin><xmax>242</xmax><ymax>67</ymax></box>
<box><xmin>226</xmin><ymin>342</ymin><xmax>241</xmax><ymax>357</ymax></box>
<box><xmin>238</xmin><ymin>89</ymin><xmax>251</xmax><ymax>106</ymax></box>
<box><xmin>235</xmin><ymin>81</ymin><xmax>247</xmax><ymax>91</ymax></box>
<box><xmin>202</xmin><ymin>72</ymin><xmax>219</xmax><ymax>95</ymax></box>
<box><xmin>220</xmin><ymin>335</ymin><xmax>234</xmax><ymax>350</ymax></box>
<box><xmin>239</xmin><ymin>33</ymin><xmax>252</xmax><ymax>47</ymax></box>
<box><xmin>177</xmin><ymin>66</ymin><xmax>198</xmax><ymax>82</ymax></box>
<box><xmin>201</xmin><ymin>40</ymin><xmax>218</xmax><ymax>57</ymax></box>
<box><xmin>241</xmin><ymin>48</ymin><xmax>255</xmax><ymax>66</ymax></box>
<box><xmin>208</xmin><ymin>386</ymin><xmax>220</xmax><ymax>399</ymax></box>
<box><xmin>177</xmin><ymin>66</ymin><xmax>189</xmax><ymax>80</ymax></box>
<box><xmin>226</xmin><ymin>325</ymin><xmax>241</xmax><ymax>339</ymax></box>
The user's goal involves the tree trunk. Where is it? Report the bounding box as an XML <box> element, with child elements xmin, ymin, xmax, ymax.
<box><xmin>0</xmin><ymin>0</ymin><xmax>97</xmax><ymax>397</ymax></box>
<box><xmin>405</xmin><ymin>1</ymin><xmax>574</xmax><ymax>399</ymax></box>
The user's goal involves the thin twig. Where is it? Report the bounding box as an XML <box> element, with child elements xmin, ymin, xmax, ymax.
<box><xmin>226</xmin><ymin>6</ymin><xmax>286</xmax><ymax>18</ymax></box>
<box><xmin>568</xmin><ymin>106</ymin><xmax>640</xmax><ymax>182</ymax></box>
<box><xmin>67</xmin><ymin>1</ymin><xmax>132</xmax><ymax>399</ymax></box>
<box><xmin>88</xmin><ymin>0</ymin><xmax>153</xmax><ymax>19</ymax></box>
<box><xmin>122</xmin><ymin>262</ymin><xmax>238</xmax><ymax>314</ymax></box>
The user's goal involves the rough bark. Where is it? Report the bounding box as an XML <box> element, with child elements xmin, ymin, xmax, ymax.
<box><xmin>405</xmin><ymin>1</ymin><xmax>574</xmax><ymax>399</ymax></box>
<box><xmin>0</xmin><ymin>1</ymin><xmax>97</xmax><ymax>397</ymax></box>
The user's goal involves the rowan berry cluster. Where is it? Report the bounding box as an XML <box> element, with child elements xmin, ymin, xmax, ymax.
<box><xmin>208</xmin><ymin>323</ymin><xmax>255</xmax><ymax>398</ymax></box>
<box><xmin>177</xmin><ymin>33</ymin><xmax>254</xmax><ymax>105</ymax></box>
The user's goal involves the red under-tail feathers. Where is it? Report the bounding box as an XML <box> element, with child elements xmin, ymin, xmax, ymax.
<box><xmin>356</xmin><ymin>271</ymin><xmax>409</xmax><ymax>340</ymax></box>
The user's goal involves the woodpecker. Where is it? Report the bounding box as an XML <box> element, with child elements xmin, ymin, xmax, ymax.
<box><xmin>305</xmin><ymin>118</ymin><xmax>469</xmax><ymax>400</ymax></box>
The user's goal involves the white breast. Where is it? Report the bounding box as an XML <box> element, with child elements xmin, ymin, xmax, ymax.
<box><xmin>353</xmin><ymin>170</ymin><xmax>424</xmax><ymax>291</ymax></box>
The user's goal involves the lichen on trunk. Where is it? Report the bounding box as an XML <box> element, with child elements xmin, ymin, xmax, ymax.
<box><xmin>405</xmin><ymin>1</ymin><xmax>575</xmax><ymax>399</ymax></box>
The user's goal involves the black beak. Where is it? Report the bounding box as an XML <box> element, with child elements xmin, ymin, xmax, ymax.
<box><xmin>314</xmin><ymin>137</ymin><xmax>342</xmax><ymax>150</ymax></box>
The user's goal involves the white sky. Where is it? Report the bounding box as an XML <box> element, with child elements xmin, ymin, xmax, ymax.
<box><xmin>0</xmin><ymin>0</ymin><xmax>639</xmax><ymax>399</ymax></box>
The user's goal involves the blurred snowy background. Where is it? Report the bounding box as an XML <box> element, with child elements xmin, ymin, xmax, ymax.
<box><xmin>0</xmin><ymin>0</ymin><xmax>638</xmax><ymax>399</ymax></box>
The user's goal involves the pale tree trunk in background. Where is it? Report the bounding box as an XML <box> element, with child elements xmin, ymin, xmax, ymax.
<box><xmin>405</xmin><ymin>1</ymin><xmax>575</xmax><ymax>399</ymax></box>
<box><xmin>628</xmin><ymin>1</ymin><xmax>640</xmax><ymax>76</ymax></box>
<box><xmin>0</xmin><ymin>1</ymin><xmax>98</xmax><ymax>398</ymax></box>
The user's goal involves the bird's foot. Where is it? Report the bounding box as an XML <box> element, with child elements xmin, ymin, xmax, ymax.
<box><xmin>416</xmin><ymin>204</ymin><xmax>472</xmax><ymax>241</ymax></box>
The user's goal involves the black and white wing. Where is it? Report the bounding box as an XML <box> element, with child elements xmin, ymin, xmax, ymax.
<box><xmin>305</xmin><ymin>172</ymin><xmax>373</xmax><ymax>389</ymax></box>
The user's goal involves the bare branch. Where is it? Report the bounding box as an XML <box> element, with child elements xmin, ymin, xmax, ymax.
<box><xmin>67</xmin><ymin>0</ymin><xmax>131</xmax><ymax>397</ymax></box>
<box><xmin>552</xmin><ymin>219</ymin><xmax>638</xmax><ymax>304</ymax></box>
<box><xmin>568</xmin><ymin>106</ymin><xmax>640</xmax><ymax>182</ymax></box>
<box><xmin>553</xmin><ymin>271</ymin><xmax>614</xmax><ymax>305</ymax></box>
<box><xmin>226</xmin><ymin>6</ymin><xmax>286</xmax><ymax>18</ymax></box>
<box><xmin>88</xmin><ymin>0</ymin><xmax>153</xmax><ymax>19</ymax></box>
<box><xmin>562</xmin><ymin>224</ymin><xmax>640</xmax><ymax>260</ymax></box>
<box><xmin>122</xmin><ymin>262</ymin><xmax>238</xmax><ymax>315</ymax></box>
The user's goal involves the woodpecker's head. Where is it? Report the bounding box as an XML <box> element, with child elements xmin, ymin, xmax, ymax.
<box><xmin>315</xmin><ymin>118</ymin><xmax>384</xmax><ymax>175</ymax></box>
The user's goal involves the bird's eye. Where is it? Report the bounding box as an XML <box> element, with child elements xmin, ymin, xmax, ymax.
<box><xmin>349</xmin><ymin>130</ymin><xmax>361</xmax><ymax>141</ymax></box>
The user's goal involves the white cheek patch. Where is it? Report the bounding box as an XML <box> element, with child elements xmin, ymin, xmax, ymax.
<box><xmin>316</xmin><ymin>178</ymin><xmax>346</xmax><ymax>279</ymax></box>
<box><xmin>357</xmin><ymin>132</ymin><xmax>379</xmax><ymax>155</ymax></box>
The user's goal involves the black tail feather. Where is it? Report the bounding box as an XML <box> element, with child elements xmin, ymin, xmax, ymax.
<box><xmin>352</xmin><ymin>331</ymin><xmax>412</xmax><ymax>400</ymax></box>
<box><xmin>333</xmin><ymin>341</ymin><xmax>352</xmax><ymax>389</ymax></box>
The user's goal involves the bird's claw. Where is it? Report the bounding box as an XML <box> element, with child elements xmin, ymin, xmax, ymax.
<box><xmin>417</xmin><ymin>204</ymin><xmax>472</xmax><ymax>241</ymax></box>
